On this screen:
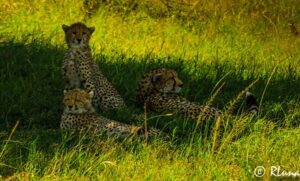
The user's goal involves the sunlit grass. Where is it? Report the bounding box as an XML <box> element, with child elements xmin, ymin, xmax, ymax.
<box><xmin>1</xmin><ymin>123</ymin><xmax>300</xmax><ymax>180</ymax></box>
<box><xmin>1</xmin><ymin>0</ymin><xmax>299</xmax><ymax>78</ymax></box>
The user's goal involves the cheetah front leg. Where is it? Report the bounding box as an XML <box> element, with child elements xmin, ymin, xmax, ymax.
<box><xmin>77</xmin><ymin>61</ymin><xmax>96</xmax><ymax>92</ymax></box>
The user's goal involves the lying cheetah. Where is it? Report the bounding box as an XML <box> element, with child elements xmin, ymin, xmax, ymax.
<box><xmin>60</xmin><ymin>88</ymin><xmax>161</xmax><ymax>138</ymax></box>
<box><xmin>136</xmin><ymin>68</ymin><xmax>259</xmax><ymax>121</ymax></box>
<box><xmin>62</xmin><ymin>22</ymin><xmax>126</xmax><ymax>110</ymax></box>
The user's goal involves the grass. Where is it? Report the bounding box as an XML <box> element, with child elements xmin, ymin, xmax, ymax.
<box><xmin>1</xmin><ymin>0</ymin><xmax>300</xmax><ymax>180</ymax></box>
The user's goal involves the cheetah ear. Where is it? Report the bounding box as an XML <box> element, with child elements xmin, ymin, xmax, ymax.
<box><xmin>152</xmin><ymin>73</ymin><xmax>162</xmax><ymax>83</ymax></box>
<box><xmin>62</xmin><ymin>24</ymin><xmax>69</xmax><ymax>32</ymax></box>
<box><xmin>63</xmin><ymin>90</ymin><xmax>67</xmax><ymax>95</ymax></box>
<box><xmin>88</xmin><ymin>90</ymin><xmax>94</xmax><ymax>98</ymax></box>
<box><xmin>88</xmin><ymin>27</ymin><xmax>95</xmax><ymax>34</ymax></box>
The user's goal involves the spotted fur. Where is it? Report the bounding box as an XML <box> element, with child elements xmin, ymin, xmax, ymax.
<box><xmin>60</xmin><ymin>89</ymin><xmax>161</xmax><ymax>138</ymax></box>
<box><xmin>62</xmin><ymin>22</ymin><xmax>126</xmax><ymax>110</ymax></box>
<box><xmin>136</xmin><ymin>68</ymin><xmax>258</xmax><ymax>121</ymax></box>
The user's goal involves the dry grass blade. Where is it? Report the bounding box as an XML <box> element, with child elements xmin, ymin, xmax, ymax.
<box><xmin>195</xmin><ymin>71</ymin><xmax>231</xmax><ymax>126</ymax></box>
<box><xmin>0</xmin><ymin>120</ymin><xmax>19</xmax><ymax>161</ymax></box>
<box><xmin>196</xmin><ymin>82</ymin><xmax>224</xmax><ymax>126</ymax></box>
<box><xmin>216</xmin><ymin>117</ymin><xmax>249</xmax><ymax>157</ymax></box>
<box><xmin>259</xmin><ymin>66</ymin><xmax>277</xmax><ymax>116</ymax></box>
<box><xmin>223</xmin><ymin>80</ymin><xmax>258</xmax><ymax>118</ymax></box>
<box><xmin>211</xmin><ymin>115</ymin><xmax>222</xmax><ymax>153</ymax></box>
<box><xmin>143</xmin><ymin>103</ymin><xmax>148</xmax><ymax>144</ymax></box>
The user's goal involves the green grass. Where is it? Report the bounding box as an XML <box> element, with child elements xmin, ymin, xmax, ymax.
<box><xmin>1</xmin><ymin>0</ymin><xmax>300</xmax><ymax>180</ymax></box>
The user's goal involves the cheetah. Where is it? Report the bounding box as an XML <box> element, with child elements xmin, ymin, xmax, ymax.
<box><xmin>60</xmin><ymin>88</ymin><xmax>161</xmax><ymax>138</ymax></box>
<box><xmin>62</xmin><ymin>22</ymin><xmax>126</xmax><ymax>110</ymax></box>
<box><xmin>136</xmin><ymin>68</ymin><xmax>259</xmax><ymax>121</ymax></box>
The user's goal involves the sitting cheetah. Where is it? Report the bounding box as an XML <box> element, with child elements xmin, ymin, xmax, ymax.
<box><xmin>136</xmin><ymin>68</ymin><xmax>259</xmax><ymax>121</ymax></box>
<box><xmin>60</xmin><ymin>88</ymin><xmax>161</xmax><ymax>138</ymax></box>
<box><xmin>62</xmin><ymin>22</ymin><xmax>126</xmax><ymax>110</ymax></box>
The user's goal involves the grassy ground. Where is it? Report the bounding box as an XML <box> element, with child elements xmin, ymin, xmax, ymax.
<box><xmin>1</xmin><ymin>0</ymin><xmax>300</xmax><ymax>180</ymax></box>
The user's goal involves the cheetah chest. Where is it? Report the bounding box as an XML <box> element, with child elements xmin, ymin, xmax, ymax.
<box><xmin>65</xmin><ymin>60</ymin><xmax>81</xmax><ymax>89</ymax></box>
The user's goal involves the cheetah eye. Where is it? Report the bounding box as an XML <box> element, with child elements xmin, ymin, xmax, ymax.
<box><xmin>72</xmin><ymin>31</ymin><xmax>76</xmax><ymax>35</ymax></box>
<box><xmin>82</xmin><ymin>32</ymin><xmax>86</xmax><ymax>35</ymax></box>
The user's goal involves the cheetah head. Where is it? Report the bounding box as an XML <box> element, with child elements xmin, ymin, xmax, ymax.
<box><xmin>63</xmin><ymin>88</ymin><xmax>95</xmax><ymax>114</ymax></box>
<box><xmin>62</xmin><ymin>22</ymin><xmax>95</xmax><ymax>48</ymax></box>
<box><xmin>136</xmin><ymin>68</ymin><xmax>184</xmax><ymax>104</ymax></box>
<box><xmin>151</xmin><ymin>68</ymin><xmax>183</xmax><ymax>93</ymax></box>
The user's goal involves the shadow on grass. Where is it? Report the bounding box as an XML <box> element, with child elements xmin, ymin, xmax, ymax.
<box><xmin>1</xmin><ymin>40</ymin><xmax>300</xmax><ymax>177</ymax></box>
<box><xmin>1</xmin><ymin>40</ymin><xmax>300</xmax><ymax>131</ymax></box>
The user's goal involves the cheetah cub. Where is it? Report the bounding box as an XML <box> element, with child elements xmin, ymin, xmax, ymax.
<box><xmin>61</xmin><ymin>88</ymin><xmax>161</xmax><ymax>138</ymax></box>
<box><xmin>62</xmin><ymin>22</ymin><xmax>126</xmax><ymax>110</ymax></box>
<box><xmin>136</xmin><ymin>68</ymin><xmax>259</xmax><ymax>121</ymax></box>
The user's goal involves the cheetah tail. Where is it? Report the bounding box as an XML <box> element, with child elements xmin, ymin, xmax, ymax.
<box><xmin>245</xmin><ymin>91</ymin><xmax>259</xmax><ymax>115</ymax></box>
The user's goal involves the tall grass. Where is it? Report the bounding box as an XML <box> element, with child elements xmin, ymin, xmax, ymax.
<box><xmin>1</xmin><ymin>0</ymin><xmax>300</xmax><ymax>180</ymax></box>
